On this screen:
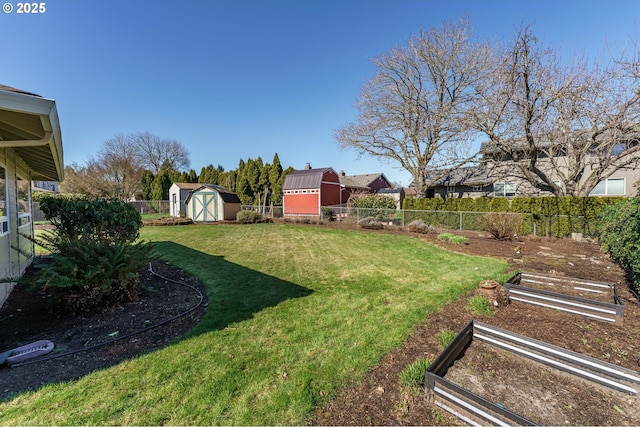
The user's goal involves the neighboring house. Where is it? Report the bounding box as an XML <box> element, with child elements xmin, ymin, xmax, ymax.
<box><xmin>377</xmin><ymin>187</ymin><xmax>406</xmax><ymax>209</ymax></box>
<box><xmin>169</xmin><ymin>182</ymin><xmax>201</xmax><ymax>217</ymax></box>
<box><xmin>419</xmin><ymin>137</ymin><xmax>640</xmax><ymax>199</ymax></box>
<box><xmin>184</xmin><ymin>184</ymin><xmax>241</xmax><ymax>222</ymax></box>
<box><xmin>32</xmin><ymin>180</ymin><xmax>59</xmax><ymax>193</ymax></box>
<box><xmin>480</xmin><ymin>138</ymin><xmax>640</xmax><ymax>198</ymax></box>
<box><xmin>0</xmin><ymin>84</ymin><xmax>64</xmax><ymax>307</ymax></box>
<box><xmin>338</xmin><ymin>171</ymin><xmax>392</xmax><ymax>204</ymax></box>
<box><xmin>423</xmin><ymin>166</ymin><xmax>493</xmax><ymax>199</ymax></box>
<box><xmin>283</xmin><ymin>164</ymin><xmax>341</xmax><ymax>216</ymax></box>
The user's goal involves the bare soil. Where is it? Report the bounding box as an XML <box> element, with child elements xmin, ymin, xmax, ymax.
<box><xmin>2</xmin><ymin>222</ymin><xmax>639</xmax><ymax>426</ymax></box>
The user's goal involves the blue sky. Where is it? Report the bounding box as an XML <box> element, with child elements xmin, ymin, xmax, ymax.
<box><xmin>1</xmin><ymin>0</ymin><xmax>639</xmax><ymax>186</ymax></box>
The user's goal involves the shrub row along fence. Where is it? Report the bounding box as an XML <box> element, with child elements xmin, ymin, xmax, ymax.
<box><xmin>239</xmin><ymin>205</ymin><xmax>603</xmax><ymax>238</ymax></box>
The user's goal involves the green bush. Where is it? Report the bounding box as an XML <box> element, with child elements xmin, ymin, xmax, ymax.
<box><xmin>28</xmin><ymin>196</ymin><xmax>155</xmax><ymax>314</ymax></box>
<box><xmin>30</xmin><ymin>239</ymin><xmax>155</xmax><ymax>314</ymax></box>
<box><xmin>321</xmin><ymin>207</ymin><xmax>335</xmax><ymax>221</ymax></box>
<box><xmin>236</xmin><ymin>210</ymin><xmax>265</xmax><ymax>224</ymax></box>
<box><xmin>350</xmin><ymin>194</ymin><xmax>396</xmax><ymax>220</ymax></box>
<box><xmin>598</xmin><ymin>198</ymin><xmax>640</xmax><ymax>294</ymax></box>
<box><xmin>437</xmin><ymin>233</ymin><xmax>468</xmax><ymax>245</ymax></box>
<box><xmin>38</xmin><ymin>195</ymin><xmax>142</xmax><ymax>244</ymax></box>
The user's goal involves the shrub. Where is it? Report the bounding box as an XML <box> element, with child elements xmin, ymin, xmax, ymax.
<box><xmin>437</xmin><ymin>232</ymin><xmax>455</xmax><ymax>241</ymax></box>
<box><xmin>406</xmin><ymin>220</ymin><xmax>433</xmax><ymax>234</ymax></box>
<box><xmin>357</xmin><ymin>216</ymin><xmax>383</xmax><ymax>230</ymax></box>
<box><xmin>479</xmin><ymin>212</ymin><xmax>524</xmax><ymax>240</ymax></box>
<box><xmin>437</xmin><ymin>233</ymin><xmax>467</xmax><ymax>245</ymax></box>
<box><xmin>447</xmin><ymin>235</ymin><xmax>468</xmax><ymax>245</ymax></box>
<box><xmin>598</xmin><ymin>198</ymin><xmax>640</xmax><ymax>294</ymax></box>
<box><xmin>236</xmin><ymin>210</ymin><xmax>264</xmax><ymax>224</ymax></box>
<box><xmin>350</xmin><ymin>194</ymin><xmax>397</xmax><ymax>220</ymax></box>
<box><xmin>27</xmin><ymin>196</ymin><xmax>156</xmax><ymax>314</ymax></box>
<box><xmin>399</xmin><ymin>357</ymin><xmax>431</xmax><ymax>390</ymax></box>
<box><xmin>321</xmin><ymin>207</ymin><xmax>335</xmax><ymax>221</ymax></box>
<box><xmin>38</xmin><ymin>195</ymin><xmax>142</xmax><ymax>243</ymax></box>
<box><xmin>30</xmin><ymin>239</ymin><xmax>155</xmax><ymax>314</ymax></box>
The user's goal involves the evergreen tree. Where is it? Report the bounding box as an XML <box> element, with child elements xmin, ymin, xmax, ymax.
<box><xmin>269</xmin><ymin>153</ymin><xmax>284</xmax><ymax>205</ymax></box>
<box><xmin>151</xmin><ymin>169</ymin><xmax>172</xmax><ymax>200</ymax></box>
<box><xmin>141</xmin><ymin>170</ymin><xmax>155</xmax><ymax>201</ymax></box>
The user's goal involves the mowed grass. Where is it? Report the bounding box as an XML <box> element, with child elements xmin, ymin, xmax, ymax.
<box><xmin>0</xmin><ymin>223</ymin><xmax>508</xmax><ymax>425</ymax></box>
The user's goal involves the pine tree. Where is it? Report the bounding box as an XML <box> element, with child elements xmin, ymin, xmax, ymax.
<box><xmin>141</xmin><ymin>170</ymin><xmax>155</xmax><ymax>201</ymax></box>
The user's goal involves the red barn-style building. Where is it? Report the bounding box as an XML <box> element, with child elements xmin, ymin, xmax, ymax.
<box><xmin>283</xmin><ymin>165</ymin><xmax>341</xmax><ymax>216</ymax></box>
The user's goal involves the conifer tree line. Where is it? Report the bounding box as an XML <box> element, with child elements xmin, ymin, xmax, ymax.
<box><xmin>140</xmin><ymin>153</ymin><xmax>293</xmax><ymax>206</ymax></box>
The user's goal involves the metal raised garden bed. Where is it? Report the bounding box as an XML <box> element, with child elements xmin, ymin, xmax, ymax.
<box><xmin>424</xmin><ymin>320</ymin><xmax>640</xmax><ymax>426</ymax></box>
<box><xmin>505</xmin><ymin>272</ymin><xmax>624</xmax><ymax>325</ymax></box>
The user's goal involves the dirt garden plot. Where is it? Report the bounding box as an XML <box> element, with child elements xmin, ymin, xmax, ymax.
<box><xmin>444</xmin><ymin>340</ymin><xmax>640</xmax><ymax>426</ymax></box>
<box><xmin>426</xmin><ymin>320</ymin><xmax>640</xmax><ymax>426</ymax></box>
<box><xmin>504</xmin><ymin>272</ymin><xmax>625</xmax><ymax>324</ymax></box>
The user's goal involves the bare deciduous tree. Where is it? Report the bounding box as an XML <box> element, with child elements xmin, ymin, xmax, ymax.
<box><xmin>473</xmin><ymin>25</ymin><xmax>640</xmax><ymax>196</ymax></box>
<box><xmin>62</xmin><ymin>132</ymin><xmax>191</xmax><ymax>200</ymax></box>
<box><xmin>335</xmin><ymin>19</ymin><xmax>490</xmax><ymax>196</ymax></box>
<box><xmin>94</xmin><ymin>133</ymin><xmax>145</xmax><ymax>199</ymax></box>
<box><xmin>132</xmin><ymin>131</ymin><xmax>191</xmax><ymax>174</ymax></box>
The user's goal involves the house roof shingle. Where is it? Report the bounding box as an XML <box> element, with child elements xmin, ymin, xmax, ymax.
<box><xmin>425</xmin><ymin>166</ymin><xmax>491</xmax><ymax>187</ymax></box>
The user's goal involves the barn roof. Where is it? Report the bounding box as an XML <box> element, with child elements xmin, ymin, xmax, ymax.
<box><xmin>185</xmin><ymin>184</ymin><xmax>241</xmax><ymax>204</ymax></box>
<box><xmin>283</xmin><ymin>167</ymin><xmax>336</xmax><ymax>190</ymax></box>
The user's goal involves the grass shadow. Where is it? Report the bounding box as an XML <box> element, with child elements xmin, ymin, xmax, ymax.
<box><xmin>152</xmin><ymin>241</ymin><xmax>313</xmax><ymax>334</ymax></box>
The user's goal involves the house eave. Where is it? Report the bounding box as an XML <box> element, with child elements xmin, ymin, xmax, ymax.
<box><xmin>0</xmin><ymin>89</ymin><xmax>64</xmax><ymax>182</ymax></box>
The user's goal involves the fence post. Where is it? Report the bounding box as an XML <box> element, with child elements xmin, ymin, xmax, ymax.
<box><xmin>459</xmin><ymin>211</ymin><xmax>462</xmax><ymax>231</ymax></box>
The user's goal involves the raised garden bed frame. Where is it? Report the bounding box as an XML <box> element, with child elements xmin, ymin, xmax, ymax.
<box><xmin>505</xmin><ymin>272</ymin><xmax>624</xmax><ymax>325</ymax></box>
<box><xmin>424</xmin><ymin>320</ymin><xmax>640</xmax><ymax>426</ymax></box>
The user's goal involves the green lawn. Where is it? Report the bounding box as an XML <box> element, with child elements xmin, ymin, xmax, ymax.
<box><xmin>0</xmin><ymin>223</ymin><xmax>508</xmax><ymax>425</ymax></box>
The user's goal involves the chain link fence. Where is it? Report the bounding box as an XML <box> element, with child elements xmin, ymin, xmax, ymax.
<box><xmin>246</xmin><ymin>205</ymin><xmax>597</xmax><ymax>238</ymax></box>
<box><xmin>128</xmin><ymin>201</ymin><xmax>170</xmax><ymax>218</ymax></box>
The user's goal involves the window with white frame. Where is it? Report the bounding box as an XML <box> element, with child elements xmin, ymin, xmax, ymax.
<box><xmin>17</xmin><ymin>178</ymin><xmax>31</xmax><ymax>227</ymax></box>
<box><xmin>446</xmin><ymin>185</ymin><xmax>456</xmax><ymax>193</ymax></box>
<box><xmin>494</xmin><ymin>182</ymin><xmax>516</xmax><ymax>197</ymax></box>
<box><xmin>590</xmin><ymin>178</ymin><xmax>625</xmax><ymax>196</ymax></box>
<box><xmin>0</xmin><ymin>167</ymin><xmax>7</xmax><ymax>236</ymax></box>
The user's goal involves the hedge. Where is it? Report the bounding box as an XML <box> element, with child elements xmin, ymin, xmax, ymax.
<box><xmin>403</xmin><ymin>196</ymin><xmax>626</xmax><ymax>237</ymax></box>
<box><xmin>598</xmin><ymin>198</ymin><xmax>640</xmax><ymax>296</ymax></box>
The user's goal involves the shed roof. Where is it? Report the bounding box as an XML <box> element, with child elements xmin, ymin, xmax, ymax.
<box><xmin>283</xmin><ymin>167</ymin><xmax>336</xmax><ymax>190</ymax></box>
<box><xmin>171</xmin><ymin>182</ymin><xmax>201</xmax><ymax>190</ymax></box>
<box><xmin>185</xmin><ymin>184</ymin><xmax>241</xmax><ymax>204</ymax></box>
